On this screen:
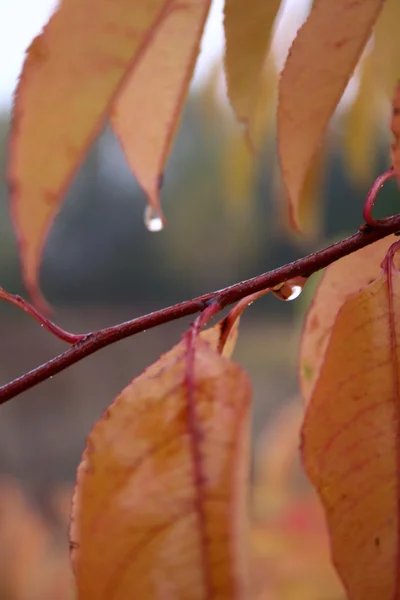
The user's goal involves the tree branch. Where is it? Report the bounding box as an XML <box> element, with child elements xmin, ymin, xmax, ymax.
<box><xmin>1</xmin><ymin>215</ymin><xmax>400</xmax><ymax>404</ymax></box>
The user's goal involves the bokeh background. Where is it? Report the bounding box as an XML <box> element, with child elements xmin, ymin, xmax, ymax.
<box><xmin>0</xmin><ymin>0</ymin><xmax>398</xmax><ymax>597</ymax></box>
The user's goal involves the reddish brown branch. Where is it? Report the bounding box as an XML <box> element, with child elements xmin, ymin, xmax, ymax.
<box><xmin>0</xmin><ymin>287</ymin><xmax>85</xmax><ymax>344</ymax></box>
<box><xmin>1</xmin><ymin>214</ymin><xmax>400</xmax><ymax>404</ymax></box>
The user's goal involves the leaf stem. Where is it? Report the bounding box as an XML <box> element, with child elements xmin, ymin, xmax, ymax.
<box><xmin>2</xmin><ymin>213</ymin><xmax>400</xmax><ymax>404</ymax></box>
<box><xmin>363</xmin><ymin>168</ymin><xmax>396</xmax><ymax>226</ymax></box>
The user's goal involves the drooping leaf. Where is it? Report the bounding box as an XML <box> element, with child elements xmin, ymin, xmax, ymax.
<box><xmin>278</xmin><ymin>0</ymin><xmax>386</xmax><ymax>230</ymax></box>
<box><xmin>246</xmin><ymin>53</ymin><xmax>277</xmax><ymax>153</ymax></box>
<box><xmin>274</xmin><ymin>144</ymin><xmax>326</xmax><ymax>241</ymax></box>
<box><xmin>222</xmin><ymin>55</ymin><xmax>277</xmax><ymax>215</ymax></box>
<box><xmin>293</xmin><ymin>144</ymin><xmax>326</xmax><ymax>240</ymax></box>
<box><xmin>390</xmin><ymin>82</ymin><xmax>400</xmax><ymax>182</ymax></box>
<box><xmin>301</xmin><ymin>242</ymin><xmax>400</xmax><ymax>600</ymax></box>
<box><xmin>111</xmin><ymin>0</ymin><xmax>211</xmax><ymax>222</ymax></box>
<box><xmin>373</xmin><ymin>0</ymin><xmax>400</xmax><ymax>97</ymax></box>
<box><xmin>344</xmin><ymin>51</ymin><xmax>381</xmax><ymax>187</ymax></box>
<box><xmin>223</xmin><ymin>0</ymin><xmax>281</xmax><ymax>130</ymax></box>
<box><xmin>70</xmin><ymin>324</ymin><xmax>251</xmax><ymax>599</ymax></box>
<box><xmin>299</xmin><ymin>236</ymin><xmax>396</xmax><ymax>403</ymax></box>
<box><xmin>9</xmin><ymin>0</ymin><xmax>174</xmax><ymax>307</ymax></box>
<box><xmin>222</xmin><ymin>126</ymin><xmax>255</xmax><ymax>215</ymax></box>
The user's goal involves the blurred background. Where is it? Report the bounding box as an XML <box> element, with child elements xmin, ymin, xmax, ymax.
<box><xmin>0</xmin><ymin>0</ymin><xmax>398</xmax><ymax>597</ymax></box>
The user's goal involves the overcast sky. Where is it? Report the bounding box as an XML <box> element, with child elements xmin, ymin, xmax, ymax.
<box><xmin>0</xmin><ymin>0</ymin><xmax>308</xmax><ymax>108</ymax></box>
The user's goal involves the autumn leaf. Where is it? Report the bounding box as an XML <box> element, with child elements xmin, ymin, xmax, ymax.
<box><xmin>246</xmin><ymin>54</ymin><xmax>278</xmax><ymax>153</ymax></box>
<box><xmin>299</xmin><ymin>235</ymin><xmax>396</xmax><ymax>403</ymax></box>
<box><xmin>221</xmin><ymin>57</ymin><xmax>277</xmax><ymax>215</ymax></box>
<box><xmin>293</xmin><ymin>144</ymin><xmax>326</xmax><ymax>240</ymax></box>
<box><xmin>373</xmin><ymin>0</ymin><xmax>400</xmax><ymax>97</ymax></box>
<box><xmin>278</xmin><ymin>0</ymin><xmax>386</xmax><ymax>230</ymax></box>
<box><xmin>390</xmin><ymin>83</ymin><xmax>400</xmax><ymax>183</ymax></box>
<box><xmin>222</xmin><ymin>127</ymin><xmax>255</xmax><ymax>214</ymax></box>
<box><xmin>223</xmin><ymin>0</ymin><xmax>281</xmax><ymax>131</ymax></box>
<box><xmin>111</xmin><ymin>0</ymin><xmax>211</xmax><ymax>225</ymax></box>
<box><xmin>344</xmin><ymin>51</ymin><xmax>381</xmax><ymax>187</ymax></box>
<box><xmin>8</xmin><ymin>0</ymin><xmax>175</xmax><ymax>308</ymax></box>
<box><xmin>301</xmin><ymin>241</ymin><xmax>400</xmax><ymax>600</ymax></box>
<box><xmin>70</xmin><ymin>323</ymin><xmax>251</xmax><ymax>599</ymax></box>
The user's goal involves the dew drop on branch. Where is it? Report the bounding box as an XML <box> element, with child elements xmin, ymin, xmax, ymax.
<box><xmin>144</xmin><ymin>205</ymin><xmax>164</xmax><ymax>232</ymax></box>
<box><xmin>271</xmin><ymin>276</ymin><xmax>308</xmax><ymax>301</ymax></box>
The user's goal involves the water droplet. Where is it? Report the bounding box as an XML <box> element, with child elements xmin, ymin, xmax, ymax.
<box><xmin>272</xmin><ymin>276</ymin><xmax>307</xmax><ymax>301</ymax></box>
<box><xmin>144</xmin><ymin>205</ymin><xmax>164</xmax><ymax>232</ymax></box>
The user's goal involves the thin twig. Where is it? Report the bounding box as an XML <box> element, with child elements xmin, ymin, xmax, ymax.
<box><xmin>1</xmin><ymin>213</ymin><xmax>400</xmax><ymax>404</ymax></box>
<box><xmin>0</xmin><ymin>288</ymin><xmax>85</xmax><ymax>344</ymax></box>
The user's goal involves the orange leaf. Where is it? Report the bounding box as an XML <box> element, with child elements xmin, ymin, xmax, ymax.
<box><xmin>301</xmin><ymin>242</ymin><xmax>400</xmax><ymax>600</ymax></box>
<box><xmin>299</xmin><ymin>236</ymin><xmax>396</xmax><ymax>403</ymax></box>
<box><xmin>222</xmin><ymin>126</ymin><xmax>255</xmax><ymax>214</ymax></box>
<box><xmin>390</xmin><ymin>82</ymin><xmax>400</xmax><ymax>182</ymax></box>
<box><xmin>291</xmin><ymin>144</ymin><xmax>326</xmax><ymax>240</ymax></box>
<box><xmin>344</xmin><ymin>50</ymin><xmax>381</xmax><ymax>187</ymax></box>
<box><xmin>373</xmin><ymin>0</ymin><xmax>400</xmax><ymax>98</ymax></box>
<box><xmin>9</xmin><ymin>0</ymin><xmax>174</xmax><ymax>307</ymax></box>
<box><xmin>223</xmin><ymin>0</ymin><xmax>281</xmax><ymax>129</ymax></box>
<box><xmin>70</xmin><ymin>328</ymin><xmax>251</xmax><ymax>599</ymax></box>
<box><xmin>111</xmin><ymin>0</ymin><xmax>211</xmax><ymax>222</ymax></box>
<box><xmin>278</xmin><ymin>0</ymin><xmax>385</xmax><ymax>230</ymax></box>
<box><xmin>246</xmin><ymin>54</ymin><xmax>278</xmax><ymax>153</ymax></box>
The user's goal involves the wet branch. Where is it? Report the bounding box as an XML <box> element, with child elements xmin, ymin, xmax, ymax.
<box><xmin>1</xmin><ymin>214</ymin><xmax>400</xmax><ymax>404</ymax></box>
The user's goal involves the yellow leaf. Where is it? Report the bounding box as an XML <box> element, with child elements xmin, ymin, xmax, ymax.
<box><xmin>344</xmin><ymin>51</ymin><xmax>381</xmax><ymax>187</ymax></box>
<box><xmin>302</xmin><ymin>242</ymin><xmax>400</xmax><ymax>600</ymax></box>
<box><xmin>111</xmin><ymin>0</ymin><xmax>211</xmax><ymax>220</ymax></box>
<box><xmin>222</xmin><ymin>127</ymin><xmax>255</xmax><ymax>214</ymax></box>
<box><xmin>390</xmin><ymin>83</ymin><xmax>400</xmax><ymax>184</ymax></box>
<box><xmin>71</xmin><ymin>328</ymin><xmax>251</xmax><ymax>599</ymax></box>
<box><xmin>247</xmin><ymin>54</ymin><xmax>278</xmax><ymax>152</ymax></box>
<box><xmin>275</xmin><ymin>144</ymin><xmax>326</xmax><ymax>242</ymax></box>
<box><xmin>373</xmin><ymin>0</ymin><xmax>400</xmax><ymax>97</ymax></box>
<box><xmin>8</xmin><ymin>0</ymin><xmax>174</xmax><ymax>307</ymax></box>
<box><xmin>278</xmin><ymin>0</ymin><xmax>386</xmax><ymax>231</ymax></box>
<box><xmin>223</xmin><ymin>0</ymin><xmax>281</xmax><ymax>129</ymax></box>
<box><xmin>294</xmin><ymin>144</ymin><xmax>326</xmax><ymax>240</ymax></box>
<box><xmin>299</xmin><ymin>236</ymin><xmax>396</xmax><ymax>403</ymax></box>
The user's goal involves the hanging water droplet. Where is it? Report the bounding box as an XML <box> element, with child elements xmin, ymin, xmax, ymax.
<box><xmin>271</xmin><ymin>276</ymin><xmax>307</xmax><ymax>301</ymax></box>
<box><xmin>144</xmin><ymin>205</ymin><xmax>164</xmax><ymax>232</ymax></box>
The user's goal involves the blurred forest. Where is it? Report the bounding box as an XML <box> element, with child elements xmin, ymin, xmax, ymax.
<box><xmin>0</xmin><ymin>45</ymin><xmax>397</xmax><ymax>598</ymax></box>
